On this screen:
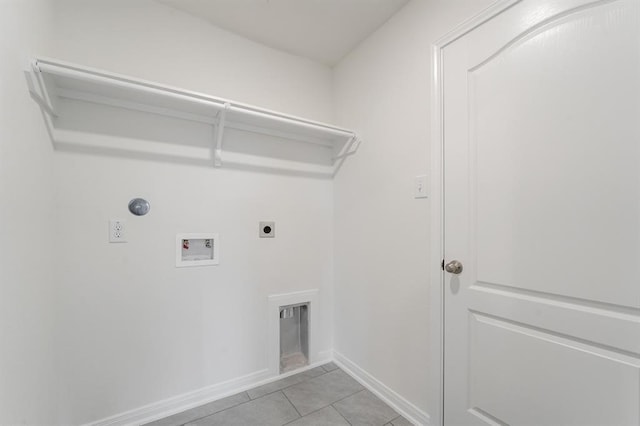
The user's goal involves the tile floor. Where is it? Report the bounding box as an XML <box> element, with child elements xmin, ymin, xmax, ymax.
<box><xmin>144</xmin><ymin>363</ymin><xmax>412</xmax><ymax>426</ymax></box>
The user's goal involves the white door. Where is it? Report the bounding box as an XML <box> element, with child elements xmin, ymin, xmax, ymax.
<box><xmin>442</xmin><ymin>0</ymin><xmax>640</xmax><ymax>424</ymax></box>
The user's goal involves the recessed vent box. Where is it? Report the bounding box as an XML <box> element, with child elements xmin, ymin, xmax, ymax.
<box><xmin>279</xmin><ymin>303</ymin><xmax>309</xmax><ymax>374</ymax></box>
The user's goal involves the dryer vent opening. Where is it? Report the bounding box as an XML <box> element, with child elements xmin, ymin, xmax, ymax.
<box><xmin>279</xmin><ymin>303</ymin><xmax>309</xmax><ymax>374</ymax></box>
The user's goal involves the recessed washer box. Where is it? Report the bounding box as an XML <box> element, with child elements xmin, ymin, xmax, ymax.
<box><xmin>176</xmin><ymin>233</ymin><xmax>219</xmax><ymax>267</ymax></box>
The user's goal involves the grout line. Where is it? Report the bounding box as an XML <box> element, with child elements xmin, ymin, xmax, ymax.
<box><xmin>389</xmin><ymin>414</ymin><xmax>402</xmax><ymax>425</ymax></box>
<box><xmin>332</xmin><ymin>388</ymin><xmax>366</xmax><ymax>406</ymax></box>
<box><xmin>321</xmin><ymin>362</ymin><xmax>338</xmax><ymax>373</ymax></box>
<box><xmin>281</xmin><ymin>402</ymin><xmax>334</xmax><ymax>425</ymax></box>
<box><xmin>174</xmin><ymin>391</ymin><xmax>251</xmax><ymax>426</ymax></box>
<box><xmin>156</xmin><ymin>365</ymin><xmax>335</xmax><ymax>425</ymax></box>
<box><xmin>248</xmin><ymin>366</ymin><xmax>330</xmax><ymax>400</ymax></box>
<box><xmin>329</xmin><ymin>388</ymin><xmax>370</xmax><ymax>426</ymax></box>
<box><xmin>332</xmin><ymin>402</ymin><xmax>353</xmax><ymax>426</ymax></box>
<box><xmin>282</xmin><ymin>369</ymin><xmax>361</xmax><ymax>425</ymax></box>
<box><xmin>280</xmin><ymin>390</ymin><xmax>303</xmax><ymax>419</ymax></box>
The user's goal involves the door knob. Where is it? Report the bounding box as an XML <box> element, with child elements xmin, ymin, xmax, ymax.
<box><xmin>445</xmin><ymin>260</ymin><xmax>463</xmax><ymax>274</ymax></box>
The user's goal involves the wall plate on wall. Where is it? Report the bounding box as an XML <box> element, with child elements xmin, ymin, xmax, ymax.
<box><xmin>176</xmin><ymin>233</ymin><xmax>219</xmax><ymax>267</ymax></box>
<box><xmin>260</xmin><ymin>221</ymin><xmax>275</xmax><ymax>238</ymax></box>
<box><xmin>109</xmin><ymin>219</ymin><xmax>127</xmax><ymax>243</ymax></box>
<box><xmin>414</xmin><ymin>175</ymin><xmax>429</xmax><ymax>198</ymax></box>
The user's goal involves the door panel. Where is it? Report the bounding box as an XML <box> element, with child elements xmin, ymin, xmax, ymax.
<box><xmin>443</xmin><ymin>0</ymin><xmax>640</xmax><ymax>424</ymax></box>
<box><xmin>472</xmin><ymin>0</ymin><xmax>640</xmax><ymax>307</ymax></box>
<box><xmin>469</xmin><ymin>312</ymin><xmax>639</xmax><ymax>426</ymax></box>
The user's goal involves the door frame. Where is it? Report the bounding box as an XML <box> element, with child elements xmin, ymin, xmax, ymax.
<box><xmin>428</xmin><ymin>2</ymin><xmax>521</xmax><ymax>424</ymax></box>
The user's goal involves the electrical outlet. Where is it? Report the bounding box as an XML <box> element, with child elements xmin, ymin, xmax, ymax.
<box><xmin>109</xmin><ymin>219</ymin><xmax>127</xmax><ymax>243</ymax></box>
<box><xmin>259</xmin><ymin>221</ymin><xmax>275</xmax><ymax>238</ymax></box>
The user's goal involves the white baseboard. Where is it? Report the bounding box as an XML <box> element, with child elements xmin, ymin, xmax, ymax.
<box><xmin>86</xmin><ymin>354</ymin><xmax>333</xmax><ymax>426</ymax></box>
<box><xmin>333</xmin><ymin>350</ymin><xmax>431</xmax><ymax>426</ymax></box>
<box><xmin>86</xmin><ymin>369</ymin><xmax>270</xmax><ymax>426</ymax></box>
<box><xmin>85</xmin><ymin>350</ymin><xmax>424</xmax><ymax>426</ymax></box>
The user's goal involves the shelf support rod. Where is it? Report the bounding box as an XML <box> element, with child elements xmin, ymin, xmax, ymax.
<box><xmin>228</xmin><ymin>105</ymin><xmax>353</xmax><ymax>139</ymax></box>
<box><xmin>214</xmin><ymin>102</ymin><xmax>230</xmax><ymax>167</ymax></box>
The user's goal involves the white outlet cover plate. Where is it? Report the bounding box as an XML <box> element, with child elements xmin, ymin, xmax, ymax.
<box><xmin>414</xmin><ymin>175</ymin><xmax>429</xmax><ymax>198</ymax></box>
<box><xmin>109</xmin><ymin>219</ymin><xmax>127</xmax><ymax>243</ymax></box>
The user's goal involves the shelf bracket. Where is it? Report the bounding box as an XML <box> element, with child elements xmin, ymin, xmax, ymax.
<box><xmin>214</xmin><ymin>102</ymin><xmax>230</xmax><ymax>167</ymax></box>
<box><xmin>332</xmin><ymin>134</ymin><xmax>360</xmax><ymax>161</ymax></box>
<box><xmin>331</xmin><ymin>134</ymin><xmax>360</xmax><ymax>178</ymax></box>
<box><xmin>24</xmin><ymin>67</ymin><xmax>57</xmax><ymax>118</ymax></box>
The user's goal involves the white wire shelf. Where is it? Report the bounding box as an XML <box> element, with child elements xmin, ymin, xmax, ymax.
<box><xmin>26</xmin><ymin>57</ymin><xmax>360</xmax><ymax>177</ymax></box>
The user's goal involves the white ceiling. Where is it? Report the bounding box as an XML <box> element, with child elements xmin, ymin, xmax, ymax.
<box><xmin>156</xmin><ymin>0</ymin><xmax>410</xmax><ymax>66</ymax></box>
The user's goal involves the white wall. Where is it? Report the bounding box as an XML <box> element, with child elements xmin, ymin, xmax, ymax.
<box><xmin>0</xmin><ymin>1</ymin><xmax>56</xmax><ymax>424</ymax></box>
<box><xmin>50</xmin><ymin>0</ymin><xmax>334</xmax><ymax>122</ymax></box>
<box><xmin>0</xmin><ymin>0</ymin><xmax>497</xmax><ymax>423</ymax></box>
<box><xmin>49</xmin><ymin>1</ymin><xmax>335</xmax><ymax>423</ymax></box>
<box><xmin>332</xmin><ymin>0</ymin><xmax>493</xmax><ymax>419</ymax></box>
